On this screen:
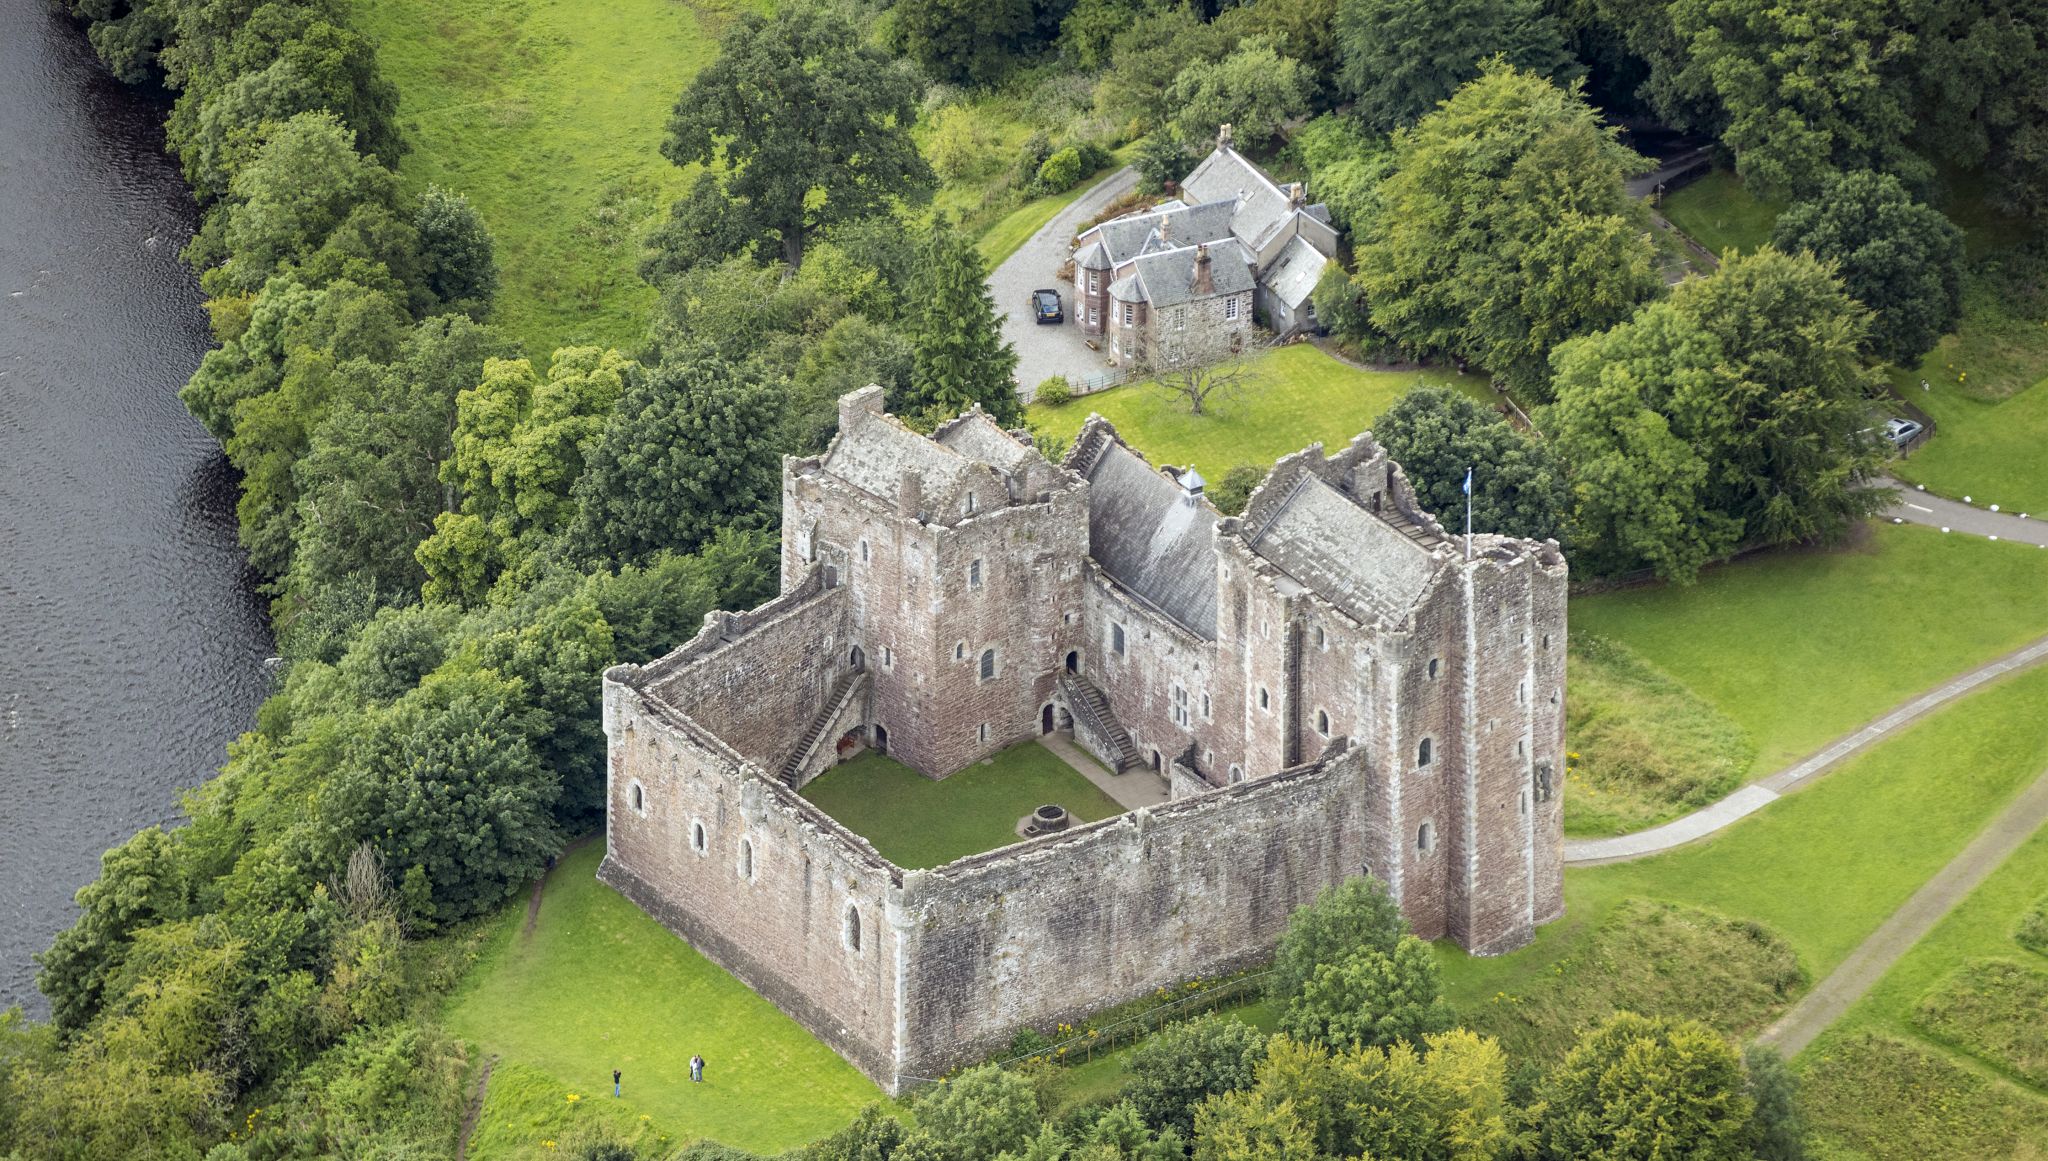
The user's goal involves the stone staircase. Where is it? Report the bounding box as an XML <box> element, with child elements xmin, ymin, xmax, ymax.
<box><xmin>1058</xmin><ymin>672</ymin><xmax>1141</xmax><ymax>772</ymax></box>
<box><xmin>777</xmin><ymin>671</ymin><xmax>867</xmax><ymax>787</ymax></box>
<box><xmin>1380</xmin><ymin>503</ymin><xmax>1444</xmax><ymax>547</ymax></box>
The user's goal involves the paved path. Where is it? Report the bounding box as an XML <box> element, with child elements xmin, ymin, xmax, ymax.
<box><xmin>1566</xmin><ymin>633</ymin><xmax>2048</xmax><ymax>865</ymax></box>
<box><xmin>1884</xmin><ymin>481</ymin><xmax>2048</xmax><ymax>547</ymax></box>
<box><xmin>1757</xmin><ymin>762</ymin><xmax>2048</xmax><ymax>1057</ymax></box>
<box><xmin>987</xmin><ymin>167</ymin><xmax>1139</xmax><ymax>397</ymax></box>
<box><xmin>1039</xmin><ymin>731</ymin><xmax>1168</xmax><ymax>810</ymax></box>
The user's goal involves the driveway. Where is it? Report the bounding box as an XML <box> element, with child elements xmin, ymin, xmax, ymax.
<box><xmin>988</xmin><ymin>166</ymin><xmax>1140</xmax><ymax>399</ymax></box>
<box><xmin>1884</xmin><ymin>481</ymin><xmax>2048</xmax><ymax>547</ymax></box>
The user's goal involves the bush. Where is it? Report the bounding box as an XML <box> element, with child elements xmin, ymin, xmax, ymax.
<box><xmin>913</xmin><ymin>1064</ymin><xmax>1041</xmax><ymax>1159</ymax></box>
<box><xmin>1035</xmin><ymin>376</ymin><xmax>1074</xmax><ymax>406</ymax></box>
<box><xmin>2015</xmin><ymin>894</ymin><xmax>2048</xmax><ymax>955</ymax></box>
<box><xmin>1036</xmin><ymin>147</ymin><xmax>1085</xmax><ymax>194</ymax></box>
<box><xmin>1206</xmin><ymin>463</ymin><xmax>1264</xmax><ymax>515</ymax></box>
<box><xmin>1122</xmin><ymin>1016</ymin><xmax>1267</xmax><ymax>1139</ymax></box>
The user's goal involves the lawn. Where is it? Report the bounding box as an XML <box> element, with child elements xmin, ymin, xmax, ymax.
<box><xmin>1656</xmin><ymin>169</ymin><xmax>1785</xmax><ymax>257</ymax></box>
<box><xmin>1437</xmin><ymin>661</ymin><xmax>2048</xmax><ymax>1059</ymax></box>
<box><xmin>975</xmin><ymin>151</ymin><xmax>1135</xmax><ymax>267</ymax></box>
<box><xmin>801</xmin><ymin>742</ymin><xmax>1128</xmax><ymax>868</ymax></box>
<box><xmin>354</xmin><ymin>0</ymin><xmax>754</xmax><ymax>361</ymax></box>
<box><xmin>1028</xmin><ymin>344</ymin><xmax>1494</xmax><ymax>476</ymax></box>
<box><xmin>1569</xmin><ymin>524</ymin><xmax>2048</xmax><ymax>775</ymax></box>
<box><xmin>443</xmin><ymin>843</ymin><xmax>881</xmax><ymax>1158</ymax></box>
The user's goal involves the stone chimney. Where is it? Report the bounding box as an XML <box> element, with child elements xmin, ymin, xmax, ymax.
<box><xmin>1287</xmin><ymin>181</ymin><xmax>1306</xmax><ymax>208</ymax></box>
<box><xmin>1217</xmin><ymin>123</ymin><xmax>1233</xmax><ymax>151</ymax></box>
<box><xmin>839</xmin><ymin>384</ymin><xmax>886</xmax><ymax>434</ymax></box>
<box><xmin>898</xmin><ymin>470</ymin><xmax>924</xmax><ymax>521</ymax></box>
<box><xmin>1192</xmin><ymin>243</ymin><xmax>1213</xmax><ymax>295</ymax></box>
<box><xmin>1157</xmin><ymin>213</ymin><xmax>1172</xmax><ymax>245</ymax></box>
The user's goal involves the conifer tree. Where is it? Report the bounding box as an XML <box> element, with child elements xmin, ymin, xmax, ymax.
<box><xmin>907</xmin><ymin>218</ymin><xmax>1022</xmax><ymax>426</ymax></box>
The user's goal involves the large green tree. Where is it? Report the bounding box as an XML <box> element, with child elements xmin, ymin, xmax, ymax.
<box><xmin>1770</xmin><ymin>170</ymin><xmax>1964</xmax><ymax>364</ymax></box>
<box><xmin>907</xmin><ymin>219</ymin><xmax>1022</xmax><ymax>425</ymax></box>
<box><xmin>658</xmin><ymin>4</ymin><xmax>932</xmax><ymax>270</ymax></box>
<box><xmin>1548</xmin><ymin>248</ymin><xmax>1891</xmax><ymax>582</ymax></box>
<box><xmin>891</xmin><ymin>0</ymin><xmax>1037</xmax><ymax>86</ymax></box>
<box><xmin>1357</xmin><ymin>62</ymin><xmax>1658</xmax><ymax>396</ymax></box>
<box><xmin>1125</xmin><ymin>1017</ymin><xmax>1270</xmax><ymax>1140</ymax></box>
<box><xmin>1278</xmin><ymin>935</ymin><xmax>1456</xmax><ymax>1050</ymax></box>
<box><xmin>1911</xmin><ymin>0</ymin><xmax>2048</xmax><ymax>218</ymax></box>
<box><xmin>1167</xmin><ymin>37</ymin><xmax>1314</xmax><ymax>153</ymax></box>
<box><xmin>1538</xmin><ymin>1013</ymin><xmax>1754</xmax><ymax>1161</ymax></box>
<box><xmin>1335</xmin><ymin>0</ymin><xmax>1571</xmax><ymax>131</ymax></box>
<box><xmin>413</xmin><ymin>185</ymin><xmax>498</xmax><ymax>317</ymax></box>
<box><xmin>1373</xmin><ymin>386</ymin><xmax>1568</xmax><ymax>542</ymax></box>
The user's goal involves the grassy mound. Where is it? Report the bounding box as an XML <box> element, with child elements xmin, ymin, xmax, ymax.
<box><xmin>801</xmin><ymin>742</ymin><xmax>1127</xmax><ymax>869</ymax></box>
<box><xmin>1453</xmin><ymin>899</ymin><xmax>1802</xmax><ymax>1066</ymax></box>
<box><xmin>1912</xmin><ymin>959</ymin><xmax>2048</xmax><ymax>1086</ymax></box>
<box><xmin>1562</xmin><ymin>635</ymin><xmax>1754</xmax><ymax>836</ymax></box>
<box><xmin>1803</xmin><ymin>1033</ymin><xmax>2048</xmax><ymax>1161</ymax></box>
<box><xmin>443</xmin><ymin>843</ymin><xmax>879</xmax><ymax>1156</ymax></box>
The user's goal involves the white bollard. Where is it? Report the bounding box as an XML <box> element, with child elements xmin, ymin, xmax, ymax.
<box><xmin>1991</xmin><ymin>504</ymin><xmax>2001</xmax><ymax>512</ymax></box>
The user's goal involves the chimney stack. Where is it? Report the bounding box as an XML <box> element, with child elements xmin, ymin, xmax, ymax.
<box><xmin>1157</xmin><ymin>213</ymin><xmax>1172</xmax><ymax>245</ymax></box>
<box><xmin>1192</xmin><ymin>243</ymin><xmax>1213</xmax><ymax>295</ymax></box>
<box><xmin>1288</xmin><ymin>181</ymin><xmax>1306</xmax><ymax>208</ymax></box>
<box><xmin>1217</xmin><ymin>123</ymin><xmax>1233</xmax><ymax>151</ymax></box>
<box><xmin>839</xmin><ymin>384</ymin><xmax>886</xmax><ymax>434</ymax></box>
<box><xmin>898</xmin><ymin>470</ymin><xmax>924</xmax><ymax>521</ymax></box>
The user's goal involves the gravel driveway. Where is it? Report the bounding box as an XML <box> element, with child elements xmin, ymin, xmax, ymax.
<box><xmin>988</xmin><ymin>166</ymin><xmax>1139</xmax><ymax>399</ymax></box>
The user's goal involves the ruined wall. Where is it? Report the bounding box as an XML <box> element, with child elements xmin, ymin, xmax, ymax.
<box><xmin>601</xmin><ymin>682</ymin><xmax>903</xmax><ymax>1083</ymax></box>
<box><xmin>892</xmin><ymin>745</ymin><xmax>1375</xmax><ymax>1079</ymax></box>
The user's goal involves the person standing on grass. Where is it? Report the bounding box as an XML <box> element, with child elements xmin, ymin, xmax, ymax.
<box><xmin>690</xmin><ymin>1054</ymin><xmax>704</xmax><ymax>1083</ymax></box>
<box><xmin>613</xmin><ymin>1069</ymin><xmax>621</xmax><ymax>1098</ymax></box>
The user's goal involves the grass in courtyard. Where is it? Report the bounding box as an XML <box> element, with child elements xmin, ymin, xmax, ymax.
<box><xmin>354</xmin><ymin>0</ymin><xmax>754</xmax><ymax>360</ymax></box>
<box><xmin>802</xmin><ymin>742</ymin><xmax>1127</xmax><ymax>868</ymax></box>
<box><xmin>1436</xmin><ymin>662</ymin><xmax>2048</xmax><ymax>1064</ymax></box>
<box><xmin>1656</xmin><ymin>169</ymin><xmax>1785</xmax><ymax>257</ymax></box>
<box><xmin>1569</xmin><ymin>524</ymin><xmax>2048</xmax><ymax>775</ymax></box>
<box><xmin>444</xmin><ymin>843</ymin><xmax>879</xmax><ymax>1157</ymax></box>
<box><xmin>1561</xmin><ymin>634</ymin><xmax>1754</xmax><ymax>836</ymax></box>
<box><xmin>1028</xmin><ymin>344</ymin><xmax>1494</xmax><ymax>474</ymax></box>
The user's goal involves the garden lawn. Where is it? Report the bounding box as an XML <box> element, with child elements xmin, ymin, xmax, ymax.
<box><xmin>1437</xmin><ymin>662</ymin><xmax>2048</xmax><ymax>1056</ymax></box>
<box><xmin>444</xmin><ymin>843</ymin><xmax>879</xmax><ymax>1157</ymax></box>
<box><xmin>1028</xmin><ymin>344</ymin><xmax>1493</xmax><ymax>474</ymax></box>
<box><xmin>1657</xmin><ymin>169</ymin><xmax>1784</xmax><ymax>257</ymax></box>
<box><xmin>1569</xmin><ymin>524</ymin><xmax>2048</xmax><ymax>774</ymax></box>
<box><xmin>802</xmin><ymin>742</ymin><xmax>1127</xmax><ymax>868</ymax></box>
<box><xmin>353</xmin><ymin>0</ymin><xmax>754</xmax><ymax>360</ymax></box>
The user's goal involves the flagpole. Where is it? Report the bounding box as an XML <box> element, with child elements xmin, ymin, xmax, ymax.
<box><xmin>1464</xmin><ymin>466</ymin><xmax>1473</xmax><ymax>562</ymax></box>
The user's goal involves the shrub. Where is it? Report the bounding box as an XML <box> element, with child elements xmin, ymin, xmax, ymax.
<box><xmin>1035</xmin><ymin>376</ymin><xmax>1074</xmax><ymax>406</ymax></box>
<box><xmin>1122</xmin><ymin>1015</ymin><xmax>1267</xmax><ymax>1139</ymax></box>
<box><xmin>1036</xmin><ymin>147</ymin><xmax>1085</xmax><ymax>194</ymax></box>
<box><xmin>1206</xmin><ymin>464</ymin><xmax>1264</xmax><ymax>515</ymax></box>
<box><xmin>2016</xmin><ymin>894</ymin><xmax>2048</xmax><ymax>954</ymax></box>
<box><xmin>913</xmin><ymin>1064</ymin><xmax>1041</xmax><ymax>1159</ymax></box>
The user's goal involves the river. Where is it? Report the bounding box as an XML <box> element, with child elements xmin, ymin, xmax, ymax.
<box><xmin>0</xmin><ymin>0</ymin><xmax>273</xmax><ymax>1015</ymax></box>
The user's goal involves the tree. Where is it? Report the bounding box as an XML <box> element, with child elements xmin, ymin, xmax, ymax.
<box><xmin>1279</xmin><ymin>936</ymin><xmax>1456</xmax><ymax>1050</ymax></box>
<box><xmin>1206</xmin><ymin>464</ymin><xmax>1266</xmax><ymax>515</ymax></box>
<box><xmin>1270</xmin><ymin>877</ymin><xmax>1409</xmax><ymax>1009</ymax></box>
<box><xmin>414</xmin><ymin>185</ymin><xmax>498</xmax><ymax>316</ymax></box>
<box><xmin>908</xmin><ymin>219</ymin><xmax>1022</xmax><ymax>425</ymax></box>
<box><xmin>1191</xmin><ymin>1090</ymin><xmax>1320</xmax><ymax>1161</ymax></box>
<box><xmin>1770</xmin><ymin>170</ymin><xmax>1964</xmax><ymax>364</ymax></box>
<box><xmin>568</xmin><ymin>351</ymin><xmax>786</xmax><ymax>567</ymax></box>
<box><xmin>659</xmin><ymin>5</ymin><xmax>932</xmax><ymax>269</ymax></box>
<box><xmin>1666</xmin><ymin>0</ymin><xmax>1920</xmax><ymax>201</ymax></box>
<box><xmin>1548</xmin><ymin>249</ymin><xmax>1891</xmax><ymax>581</ymax></box>
<box><xmin>1356</xmin><ymin>63</ymin><xmax>1658</xmax><ymax>397</ymax></box>
<box><xmin>1742</xmin><ymin>1045</ymin><xmax>1808</xmax><ymax>1161</ymax></box>
<box><xmin>1061</xmin><ymin>0</ymin><xmax>1158</xmax><ymax>71</ymax></box>
<box><xmin>1154</xmin><ymin>353</ymin><xmax>1254</xmax><ymax>416</ymax></box>
<box><xmin>1167</xmin><ymin>38</ymin><xmax>1313</xmax><ymax>153</ymax></box>
<box><xmin>35</xmin><ymin>827</ymin><xmax>190</xmax><ymax>1034</ymax></box>
<box><xmin>1371</xmin><ymin>387</ymin><xmax>1568</xmax><ymax>542</ymax></box>
<box><xmin>1335</xmin><ymin>0</ymin><xmax>1571</xmax><ymax>131</ymax></box>
<box><xmin>1220</xmin><ymin>0</ymin><xmax>1342</xmax><ymax>106</ymax></box>
<box><xmin>1097</xmin><ymin>7</ymin><xmax>1236</xmax><ymax>133</ymax></box>
<box><xmin>1123</xmin><ymin>1016</ymin><xmax>1269</xmax><ymax>1139</ymax></box>
<box><xmin>912</xmin><ymin>1064</ymin><xmax>1042</xmax><ymax>1160</ymax></box>
<box><xmin>892</xmin><ymin>0</ymin><xmax>1037</xmax><ymax>86</ymax></box>
<box><xmin>1231</xmin><ymin>1031</ymin><xmax>1514</xmax><ymax>1160</ymax></box>
<box><xmin>1134</xmin><ymin>125</ymin><xmax>1198</xmax><ymax>195</ymax></box>
<box><xmin>1538</xmin><ymin>1013</ymin><xmax>1754</xmax><ymax>1161</ymax></box>
<box><xmin>1911</xmin><ymin>0</ymin><xmax>2048</xmax><ymax>218</ymax></box>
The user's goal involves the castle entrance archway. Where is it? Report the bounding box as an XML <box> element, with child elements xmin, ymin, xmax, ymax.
<box><xmin>1064</xmin><ymin>650</ymin><xmax>1079</xmax><ymax>674</ymax></box>
<box><xmin>849</xmin><ymin>645</ymin><xmax>865</xmax><ymax>672</ymax></box>
<box><xmin>1042</xmin><ymin>704</ymin><xmax>1055</xmax><ymax>734</ymax></box>
<box><xmin>873</xmin><ymin>724</ymin><xmax>888</xmax><ymax>753</ymax></box>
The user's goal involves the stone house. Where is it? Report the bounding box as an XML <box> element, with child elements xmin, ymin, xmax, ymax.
<box><xmin>1071</xmin><ymin>127</ymin><xmax>1340</xmax><ymax>365</ymax></box>
<box><xmin>598</xmin><ymin>386</ymin><xmax>1567</xmax><ymax>1093</ymax></box>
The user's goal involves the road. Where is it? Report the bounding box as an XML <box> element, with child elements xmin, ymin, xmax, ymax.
<box><xmin>987</xmin><ymin>166</ymin><xmax>1139</xmax><ymax>398</ymax></box>
<box><xmin>1883</xmin><ymin>482</ymin><xmax>2048</xmax><ymax>547</ymax></box>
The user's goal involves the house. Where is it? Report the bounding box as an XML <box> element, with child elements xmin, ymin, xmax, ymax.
<box><xmin>1071</xmin><ymin>125</ymin><xmax>1340</xmax><ymax>366</ymax></box>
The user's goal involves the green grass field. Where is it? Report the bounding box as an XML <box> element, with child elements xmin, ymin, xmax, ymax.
<box><xmin>1438</xmin><ymin>662</ymin><xmax>2048</xmax><ymax>1055</ymax></box>
<box><xmin>354</xmin><ymin>0</ymin><xmax>754</xmax><ymax>360</ymax></box>
<box><xmin>1570</xmin><ymin>524</ymin><xmax>2048</xmax><ymax>775</ymax></box>
<box><xmin>1657</xmin><ymin>170</ymin><xmax>1785</xmax><ymax>257</ymax></box>
<box><xmin>443</xmin><ymin>843</ymin><xmax>880</xmax><ymax>1158</ymax></box>
<box><xmin>801</xmin><ymin>742</ymin><xmax>1128</xmax><ymax>868</ymax></box>
<box><xmin>1028</xmin><ymin>344</ymin><xmax>1494</xmax><ymax>474</ymax></box>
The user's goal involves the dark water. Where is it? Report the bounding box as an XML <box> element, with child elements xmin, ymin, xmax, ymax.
<box><xmin>0</xmin><ymin>0</ymin><xmax>272</xmax><ymax>1014</ymax></box>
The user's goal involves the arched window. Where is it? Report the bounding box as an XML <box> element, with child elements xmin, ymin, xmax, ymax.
<box><xmin>1258</xmin><ymin>686</ymin><xmax>1270</xmax><ymax>710</ymax></box>
<box><xmin>979</xmin><ymin>649</ymin><xmax>996</xmax><ymax>681</ymax></box>
<box><xmin>859</xmin><ymin>539</ymin><xmax>870</xmax><ymax>563</ymax></box>
<box><xmin>1427</xmin><ymin>658</ymin><xmax>1441</xmax><ymax>680</ymax></box>
<box><xmin>690</xmin><ymin>820</ymin><xmax>707</xmax><ymax>855</ymax></box>
<box><xmin>629</xmin><ymin>781</ymin><xmax>645</xmax><ymax>815</ymax></box>
<box><xmin>739</xmin><ymin>838</ymin><xmax>754</xmax><ymax>880</ymax></box>
<box><xmin>1418</xmin><ymin>821</ymin><xmax>1435</xmax><ymax>853</ymax></box>
<box><xmin>844</xmin><ymin>904</ymin><xmax>862</xmax><ymax>953</ymax></box>
<box><xmin>1315</xmin><ymin>709</ymin><xmax>1330</xmax><ymax>736</ymax></box>
<box><xmin>969</xmin><ymin>558</ymin><xmax>983</xmax><ymax>588</ymax></box>
<box><xmin>1228</xmin><ymin>764</ymin><xmax>1245</xmax><ymax>784</ymax></box>
<box><xmin>955</xmin><ymin>641</ymin><xmax>966</xmax><ymax>661</ymax></box>
<box><xmin>1417</xmin><ymin>737</ymin><xmax>1433</xmax><ymax>767</ymax></box>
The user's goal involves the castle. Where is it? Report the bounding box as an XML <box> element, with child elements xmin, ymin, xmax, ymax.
<box><xmin>598</xmin><ymin>387</ymin><xmax>1567</xmax><ymax>1092</ymax></box>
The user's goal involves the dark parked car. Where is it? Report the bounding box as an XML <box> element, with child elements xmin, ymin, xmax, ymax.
<box><xmin>1032</xmin><ymin>288</ymin><xmax>1063</xmax><ymax>324</ymax></box>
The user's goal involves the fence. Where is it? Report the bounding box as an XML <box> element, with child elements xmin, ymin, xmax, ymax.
<box><xmin>1074</xmin><ymin>366</ymin><xmax>1130</xmax><ymax>397</ymax></box>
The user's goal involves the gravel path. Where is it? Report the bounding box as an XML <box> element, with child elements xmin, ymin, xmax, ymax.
<box><xmin>1756</xmin><ymin>762</ymin><xmax>2048</xmax><ymax>1057</ymax></box>
<box><xmin>987</xmin><ymin>167</ymin><xmax>1139</xmax><ymax>398</ymax></box>
<box><xmin>1566</xmin><ymin>633</ymin><xmax>2048</xmax><ymax>865</ymax></box>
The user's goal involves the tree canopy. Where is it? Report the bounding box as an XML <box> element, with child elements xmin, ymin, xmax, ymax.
<box><xmin>907</xmin><ymin>218</ymin><xmax>1023</xmax><ymax>425</ymax></box>
<box><xmin>1335</xmin><ymin>0</ymin><xmax>1571</xmax><ymax>132</ymax></box>
<box><xmin>1770</xmin><ymin>169</ymin><xmax>1965</xmax><ymax>365</ymax></box>
<box><xmin>1372</xmin><ymin>386</ymin><xmax>1569</xmax><ymax>543</ymax></box>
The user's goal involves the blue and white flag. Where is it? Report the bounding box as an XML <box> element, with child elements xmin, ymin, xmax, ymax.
<box><xmin>1462</xmin><ymin>467</ymin><xmax>1473</xmax><ymax>495</ymax></box>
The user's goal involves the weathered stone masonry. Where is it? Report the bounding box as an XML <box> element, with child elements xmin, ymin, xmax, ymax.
<box><xmin>599</xmin><ymin>386</ymin><xmax>1568</xmax><ymax>1093</ymax></box>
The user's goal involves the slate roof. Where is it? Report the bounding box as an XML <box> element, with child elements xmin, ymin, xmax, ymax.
<box><xmin>1083</xmin><ymin>199</ymin><xmax>1235</xmax><ymax>267</ymax></box>
<box><xmin>1247</xmin><ymin>475</ymin><xmax>1440</xmax><ymax>622</ymax></box>
<box><xmin>1077</xmin><ymin>240</ymin><xmax>1113</xmax><ymax>271</ymax></box>
<box><xmin>1183</xmin><ymin>147</ymin><xmax>1294</xmax><ymax>252</ymax></box>
<box><xmin>934</xmin><ymin>412</ymin><xmax>1033</xmax><ymax>473</ymax></box>
<box><xmin>823</xmin><ymin>413</ymin><xmax>978</xmax><ymax>509</ymax></box>
<box><xmin>1082</xmin><ymin>440</ymin><xmax>1219</xmax><ymax>638</ymax></box>
<box><xmin>1120</xmin><ymin>239</ymin><xmax>1256</xmax><ymax>307</ymax></box>
<box><xmin>1263</xmin><ymin>235</ymin><xmax>1328</xmax><ymax>310</ymax></box>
